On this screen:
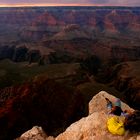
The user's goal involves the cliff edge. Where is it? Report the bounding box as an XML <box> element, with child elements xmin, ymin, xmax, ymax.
<box><xmin>17</xmin><ymin>91</ymin><xmax>140</xmax><ymax>140</ymax></box>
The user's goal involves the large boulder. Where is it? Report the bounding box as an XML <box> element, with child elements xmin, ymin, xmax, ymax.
<box><xmin>56</xmin><ymin>91</ymin><xmax>136</xmax><ymax>140</ymax></box>
<box><xmin>17</xmin><ymin>91</ymin><xmax>139</xmax><ymax>140</ymax></box>
<box><xmin>56</xmin><ymin>111</ymin><xmax>136</xmax><ymax>140</ymax></box>
<box><xmin>89</xmin><ymin>91</ymin><xmax>134</xmax><ymax>115</ymax></box>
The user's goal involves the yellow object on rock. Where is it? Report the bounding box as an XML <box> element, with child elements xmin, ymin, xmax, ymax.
<box><xmin>107</xmin><ymin>116</ymin><xmax>125</xmax><ymax>135</ymax></box>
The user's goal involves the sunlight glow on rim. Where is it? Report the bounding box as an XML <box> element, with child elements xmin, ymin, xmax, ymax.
<box><xmin>0</xmin><ymin>3</ymin><xmax>103</xmax><ymax>7</ymax></box>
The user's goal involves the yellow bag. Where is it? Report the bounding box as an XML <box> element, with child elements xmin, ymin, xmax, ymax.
<box><xmin>107</xmin><ymin>116</ymin><xmax>125</xmax><ymax>135</ymax></box>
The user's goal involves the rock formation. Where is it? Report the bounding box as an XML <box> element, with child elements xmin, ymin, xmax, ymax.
<box><xmin>0</xmin><ymin>7</ymin><xmax>140</xmax><ymax>44</ymax></box>
<box><xmin>88</xmin><ymin>91</ymin><xmax>134</xmax><ymax>115</ymax></box>
<box><xmin>0</xmin><ymin>7</ymin><xmax>140</xmax><ymax>64</ymax></box>
<box><xmin>51</xmin><ymin>24</ymin><xmax>93</xmax><ymax>41</ymax></box>
<box><xmin>17</xmin><ymin>91</ymin><xmax>140</xmax><ymax>140</ymax></box>
<box><xmin>16</xmin><ymin>126</ymin><xmax>48</xmax><ymax>140</ymax></box>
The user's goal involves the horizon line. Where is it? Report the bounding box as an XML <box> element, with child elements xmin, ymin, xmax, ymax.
<box><xmin>0</xmin><ymin>3</ymin><xmax>139</xmax><ymax>7</ymax></box>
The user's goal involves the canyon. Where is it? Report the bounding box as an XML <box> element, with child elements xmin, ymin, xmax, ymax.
<box><xmin>0</xmin><ymin>6</ymin><xmax>139</xmax><ymax>140</ymax></box>
<box><xmin>0</xmin><ymin>7</ymin><xmax>140</xmax><ymax>64</ymax></box>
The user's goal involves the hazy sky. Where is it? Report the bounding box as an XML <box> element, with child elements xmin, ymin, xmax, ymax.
<box><xmin>0</xmin><ymin>0</ymin><xmax>140</xmax><ymax>6</ymax></box>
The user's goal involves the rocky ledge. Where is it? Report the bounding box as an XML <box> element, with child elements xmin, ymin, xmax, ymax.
<box><xmin>17</xmin><ymin>91</ymin><xmax>140</xmax><ymax>140</ymax></box>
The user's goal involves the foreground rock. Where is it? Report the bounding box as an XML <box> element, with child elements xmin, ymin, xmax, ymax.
<box><xmin>56</xmin><ymin>91</ymin><xmax>135</xmax><ymax>140</ymax></box>
<box><xmin>89</xmin><ymin>90</ymin><xmax>134</xmax><ymax>115</ymax></box>
<box><xmin>17</xmin><ymin>91</ymin><xmax>140</xmax><ymax>140</ymax></box>
<box><xmin>16</xmin><ymin>126</ymin><xmax>47</xmax><ymax>140</ymax></box>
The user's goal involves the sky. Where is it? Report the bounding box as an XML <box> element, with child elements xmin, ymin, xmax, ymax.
<box><xmin>0</xmin><ymin>0</ymin><xmax>140</xmax><ymax>7</ymax></box>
